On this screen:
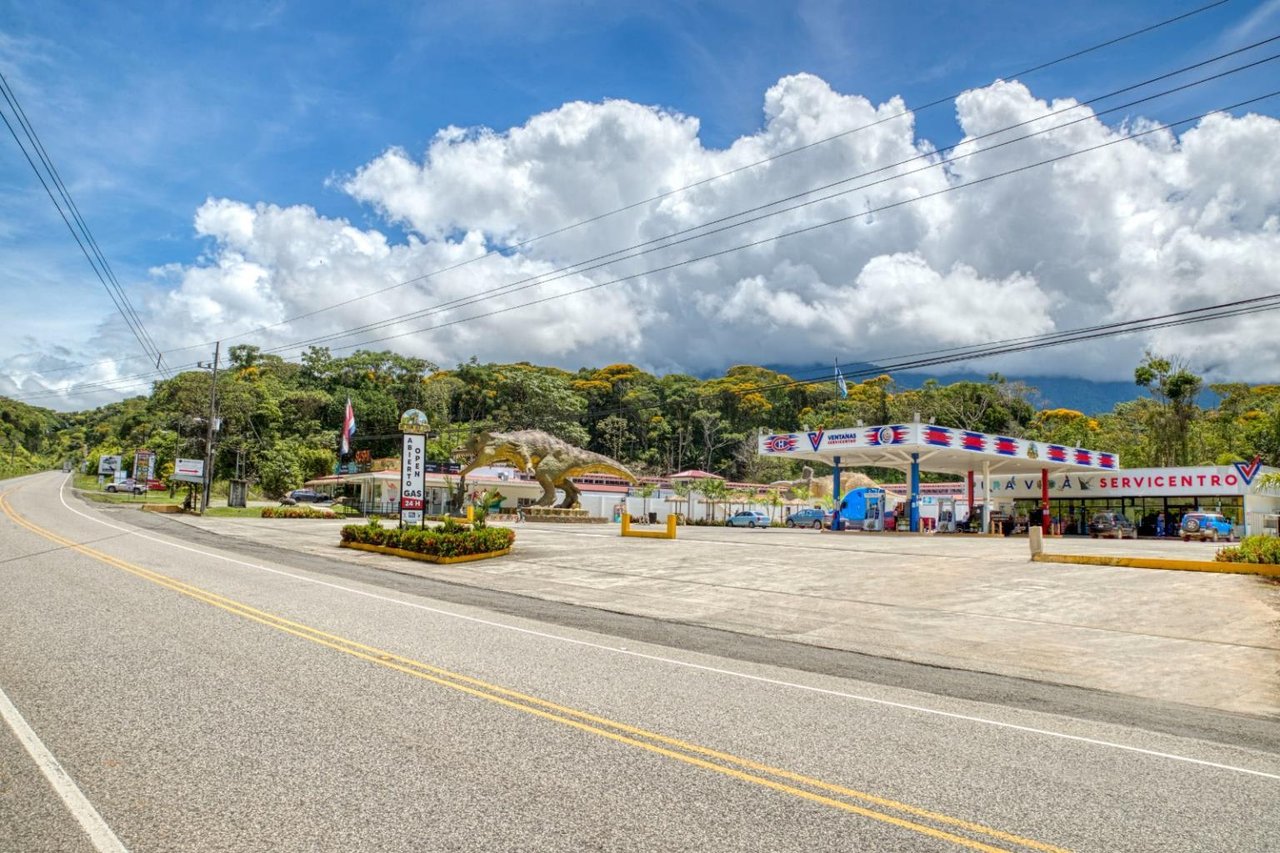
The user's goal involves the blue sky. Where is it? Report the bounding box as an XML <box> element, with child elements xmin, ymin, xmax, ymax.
<box><xmin>3</xmin><ymin>0</ymin><xmax>1279</xmax><ymax>407</ymax></box>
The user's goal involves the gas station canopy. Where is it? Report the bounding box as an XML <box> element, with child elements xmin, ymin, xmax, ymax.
<box><xmin>758</xmin><ymin>421</ymin><xmax>1120</xmax><ymax>533</ymax></box>
<box><xmin>758</xmin><ymin>422</ymin><xmax>1117</xmax><ymax>476</ymax></box>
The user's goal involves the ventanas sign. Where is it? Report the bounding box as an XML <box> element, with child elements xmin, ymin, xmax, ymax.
<box><xmin>978</xmin><ymin>466</ymin><xmax>1270</xmax><ymax>498</ymax></box>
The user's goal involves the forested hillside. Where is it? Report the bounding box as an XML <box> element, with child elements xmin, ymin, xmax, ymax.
<box><xmin>13</xmin><ymin>347</ymin><xmax>1280</xmax><ymax>495</ymax></box>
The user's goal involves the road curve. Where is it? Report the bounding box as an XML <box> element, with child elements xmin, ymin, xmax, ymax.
<box><xmin>1</xmin><ymin>472</ymin><xmax>1277</xmax><ymax>852</ymax></box>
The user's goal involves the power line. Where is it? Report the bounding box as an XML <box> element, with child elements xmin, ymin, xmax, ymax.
<box><xmin>257</xmin><ymin>46</ymin><xmax>1280</xmax><ymax>355</ymax></box>
<box><xmin>149</xmin><ymin>0</ymin><xmax>1240</xmax><ymax>352</ymax></box>
<box><xmin>0</xmin><ymin>72</ymin><xmax>168</xmax><ymax>376</ymax></box>
<box><xmin>259</xmin><ymin>91</ymin><xmax>1280</xmax><ymax>362</ymax></box>
<box><xmin>12</xmin><ymin>85</ymin><xmax>1279</xmax><ymax>405</ymax></box>
<box><xmin>3</xmin><ymin>1</ymin><xmax>1232</xmax><ymax>388</ymax></box>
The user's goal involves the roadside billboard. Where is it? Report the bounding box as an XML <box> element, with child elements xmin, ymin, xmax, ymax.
<box><xmin>172</xmin><ymin>457</ymin><xmax>205</xmax><ymax>484</ymax></box>
<box><xmin>98</xmin><ymin>455</ymin><xmax>123</xmax><ymax>475</ymax></box>
<box><xmin>133</xmin><ymin>450</ymin><xmax>156</xmax><ymax>483</ymax></box>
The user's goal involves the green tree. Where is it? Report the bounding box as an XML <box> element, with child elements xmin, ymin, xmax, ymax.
<box><xmin>1134</xmin><ymin>352</ymin><xmax>1203</xmax><ymax>466</ymax></box>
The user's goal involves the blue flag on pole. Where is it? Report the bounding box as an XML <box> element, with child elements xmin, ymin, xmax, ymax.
<box><xmin>835</xmin><ymin>362</ymin><xmax>848</xmax><ymax>399</ymax></box>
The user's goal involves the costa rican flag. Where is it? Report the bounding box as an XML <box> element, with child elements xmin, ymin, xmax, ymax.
<box><xmin>961</xmin><ymin>432</ymin><xmax>986</xmax><ymax>452</ymax></box>
<box><xmin>994</xmin><ymin>437</ymin><xmax>1018</xmax><ymax>456</ymax></box>
<box><xmin>1074</xmin><ymin>449</ymin><xmax>1093</xmax><ymax>466</ymax></box>
<box><xmin>1098</xmin><ymin>453</ymin><xmax>1116</xmax><ymax>470</ymax></box>
<box><xmin>867</xmin><ymin>425</ymin><xmax>907</xmax><ymax>446</ymax></box>
<box><xmin>923</xmin><ymin>426</ymin><xmax>952</xmax><ymax>447</ymax></box>
<box><xmin>341</xmin><ymin>397</ymin><xmax>357</xmax><ymax>456</ymax></box>
<box><xmin>1047</xmin><ymin>445</ymin><xmax>1068</xmax><ymax>463</ymax></box>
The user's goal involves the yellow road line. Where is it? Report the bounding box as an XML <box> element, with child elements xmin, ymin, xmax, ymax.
<box><xmin>1</xmin><ymin>492</ymin><xmax>1070</xmax><ymax>853</ymax></box>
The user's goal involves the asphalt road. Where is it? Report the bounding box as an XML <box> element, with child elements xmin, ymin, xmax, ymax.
<box><xmin>2</xmin><ymin>472</ymin><xmax>1277</xmax><ymax>852</ymax></box>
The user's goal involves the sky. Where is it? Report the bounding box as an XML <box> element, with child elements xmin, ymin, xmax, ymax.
<box><xmin>2</xmin><ymin>0</ymin><xmax>1279</xmax><ymax>411</ymax></box>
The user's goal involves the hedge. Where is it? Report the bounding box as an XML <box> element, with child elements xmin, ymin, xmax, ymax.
<box><xmin>341</xmin><ymin>520</ymin><xmax>515</xmax><ymax>558</ymax></box>
<box><xmin>262</xmin><ymin>505</ymin><xmax>339</xmax><ymax>519</ymax></box>
<box><xmin>1215</xmin><ymin>535</ymin><xmax>1280</xmax><ymax>565</ymax></box>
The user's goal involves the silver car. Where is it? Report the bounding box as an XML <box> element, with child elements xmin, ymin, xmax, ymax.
<box><xmin>725</xmin><ymin>510</ymin><xmax>770</xmax><ymax>528</ymax></box>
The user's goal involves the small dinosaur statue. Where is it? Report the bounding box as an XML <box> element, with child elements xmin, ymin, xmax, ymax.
<box><xmin>456</xmin><ymin>429</ymin><xmax>637</xmax><ymax>508</ymax></box>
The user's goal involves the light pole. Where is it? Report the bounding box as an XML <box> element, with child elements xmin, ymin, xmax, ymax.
<box><xmin>197</xmin><ymin>342</ymin><xmax>220</xmax><ymax>512</ymax></box>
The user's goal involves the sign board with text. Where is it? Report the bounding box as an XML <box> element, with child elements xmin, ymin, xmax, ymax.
<box><xmin>98</xmin><ymin>455</ymin><xmax>122</xmax><ymax>475</ymax></box>
<box><xmin>400</xmin><ymin>433</ymin><xmax>426</xmax><ymax>528</ymax></box>
<box><xmin>172</xmin><ymin>457</ymin><xmax>205</xmax><ymax>484</ymax></box>
<box><xmin>133</xmin><ymin>450</ymin><xmax>156</xmax><ymax>483</ymax></box>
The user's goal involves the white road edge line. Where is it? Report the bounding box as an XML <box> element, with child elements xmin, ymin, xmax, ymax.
<box><xmin>47</xmin><ymin>475</ymin><xmax>1280</xmax><ymax>782</ymax></box>
<box><xmin>0</xmin><ymin>684</ymin><xmax>129</xmax><ymax>852</ymax></box>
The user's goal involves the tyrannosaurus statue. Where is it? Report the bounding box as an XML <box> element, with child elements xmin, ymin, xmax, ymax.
<box><xmin>455</xmin><ymin>429</ymin><xmax>637</xmax><ymax>508</ymax></box>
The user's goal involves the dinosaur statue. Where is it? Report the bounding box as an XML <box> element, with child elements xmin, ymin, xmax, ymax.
<box><xmin>455</xmin><ymin>429</ymin><xmax>637</xmax><ymax>509</ymax></box>
<box><xmin>769</xmin><ymin>466</ymin><xmax>878</xmax><ymax>500</ymax></box>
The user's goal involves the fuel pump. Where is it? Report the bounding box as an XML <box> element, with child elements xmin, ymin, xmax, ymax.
<box><xmin>863</xmin><ymin>493</ymin><xmax>884</xmax><ymax>532</ymax></box>
<box><xmin>936</xmin><ymin>497</ymin><xmax>957</xmax><ymax>533</ymax></box>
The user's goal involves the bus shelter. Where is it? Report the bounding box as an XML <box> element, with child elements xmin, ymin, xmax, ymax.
<box><xmin>758</xmin><ymin>420</ymin><xmax>1119</xmax><ymax>534</ymax></box>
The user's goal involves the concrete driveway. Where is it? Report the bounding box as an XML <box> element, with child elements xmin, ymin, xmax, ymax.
<box><xmin>131</xmin><ymin>512</ymin><xmax>1280</xmax><ymax>717</ymax></box>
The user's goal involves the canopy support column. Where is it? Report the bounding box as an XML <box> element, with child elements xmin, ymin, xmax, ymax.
<box><xmin>1041</xmin><ymin>468</ymin><xmax>1051</xmax><ymax>535</ymax></box>
<box><xmin>967</xmin><ymin>470</ymin><xmax>975</xmax><ymax>530</ymax></box>
<box><xmin>909</xmin><ymin>452</ymin><xmax>920</xmax><ymax>533</ymax></box>
<box><xmin>831</xmin><ymin>455</ymin><xmax>842</xmax><ymax>531</ymax></box>
<box><xmin>982</xmin><ymin>461</ymin><xmax>991</xmax><ymax>534</ymax></box>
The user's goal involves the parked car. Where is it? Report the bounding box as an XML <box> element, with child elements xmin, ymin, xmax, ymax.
<box><xmin>1180</xmin><ymin>512</ymin><xmax>1234</xmax><ymax>542</ymax></box>
<box><xmin>146</xmin><ymin>479</ymin><xmax>166</xmax><ymax>491</ymax></box>
<box><xmin>287</xmin><ymin>488</ymin><xmax>331</xmax><ymax>503</ymax></box>
<box><xmin>785</xmin><ymin>508</ymin><xmax>830</xmax><ymax>529</ymax></box>
<box><xmin>725</xmin><ymin>510</ymin><xmax>770</xmax><ymax>528</ymax></box>
<box><xmin>104</xmin><ymin>478</ymin><xmax>145</xmax><ymax>495</ymax></box>
<box><xmin>1088</xmin><ymin>511</ymin><xmax>1137</xmax><ymax>539</ymax></box>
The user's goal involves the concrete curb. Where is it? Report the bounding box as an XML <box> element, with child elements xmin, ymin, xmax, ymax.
<box><xmin>1033</xmin><ymin>553</ymin><xmax>1280</xmax><ymax>577</ymax></box>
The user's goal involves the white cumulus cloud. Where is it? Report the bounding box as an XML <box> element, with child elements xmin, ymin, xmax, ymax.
<box><xmin>11</xmin><ymin>72</ymin><xmax>1280</xmax><ymax>409</ymax></box>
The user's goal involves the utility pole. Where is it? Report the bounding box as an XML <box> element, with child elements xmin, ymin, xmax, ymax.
<box><xmin>199</xmin><ymin>341</ymin><xmax>220</xmax><ymax>512</ymax></box>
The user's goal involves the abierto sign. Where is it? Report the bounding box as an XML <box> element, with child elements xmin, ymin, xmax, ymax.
<box><xmin>400</xmin><ymin>433</ymin><xmax>426</xmax><ymax>527</ymax></box>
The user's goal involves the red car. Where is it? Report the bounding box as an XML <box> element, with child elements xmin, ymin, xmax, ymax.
<box><xmin>147</xmin><ymin>479</ymin><xmax>166</xmax><ymax>491</ymax></box>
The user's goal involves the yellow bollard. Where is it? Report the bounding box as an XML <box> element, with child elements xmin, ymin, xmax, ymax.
<box><xmin>621</xmin><ymin>514</ymin><xmax>631</xmax><ymax>535</ymax></box>
<box><xmin>666</xmin><ymin>514</ymin><xmax>677</xmax><ymax>538</ymax></box>
<box><xmin>466</xmin><ymin>505</ymin><xmax>474</xmax><ymax>523</ymax></box>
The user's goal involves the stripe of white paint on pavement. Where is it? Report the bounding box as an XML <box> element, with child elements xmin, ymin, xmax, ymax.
<box><xmin>0</xmin><ymin>684</ymin><xmax>130</xmax><ymax>852</ymax></box>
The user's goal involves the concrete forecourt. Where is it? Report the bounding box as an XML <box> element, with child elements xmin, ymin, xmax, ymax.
<box><xmin>2</xmin><ymin>471</ymin><xmax>1278</xmax><ymax>852</ymax></box>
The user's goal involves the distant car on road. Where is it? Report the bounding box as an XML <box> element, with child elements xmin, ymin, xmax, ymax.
<box><xmin>785</xmin><ymin>508</ymin><xmax>829</xmax><ymax>529</ymax></box>
<box><xmin>1180</xmin><ymin>512</ymin><xmax>1234</xmax><ymax>542</ymax></box>
<box><xmin>287</xmin><ymin>489</ymin><xmax>331</xmax><ymax>503</ymax></box>
<box><xmin>725</xmin><ymin>510</ymin><xmax>770</xmax><ymax>528</ymax></box>
<box><xmin>104</xmin><ymin>478</ymin><xmax>145</xmax><ymax>495</ymax></box>
<box><xmin>1088</xmin><ymin>511</ymin><xmax>1137</xmax><ymax>539</ymax></box>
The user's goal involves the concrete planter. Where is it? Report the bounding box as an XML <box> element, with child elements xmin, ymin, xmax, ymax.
<box><xmin>340</xmin><ymin>541</ymin><xmax>512</xmax><ymax>564</ymax></box>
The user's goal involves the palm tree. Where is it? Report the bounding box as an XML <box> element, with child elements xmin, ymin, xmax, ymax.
<box><xmin>636</xmin><ymin>482</ymin><xmax>657</xmax><ymax>521</ymax></box>
<box><xmin>671</xmin><ymin>480</ymin><xmax>692</xmax><ymax>522</ymax></box>
<box><xmin>765</xmin><ymin>488</ymin><xmax>782</xmax><ymax>524</ymax></box>
<box><xmin>701</xmin><ymin>478</ymin><xmax>729</xmax><ymax>523</ymax></box>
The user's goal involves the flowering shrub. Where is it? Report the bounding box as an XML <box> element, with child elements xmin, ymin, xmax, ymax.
<box><xmin>262</xmin><ymin>505</ymin><xmax>338</xmax><ymax>519</ymax></box>
<box><xmin>1215</xmin><ymin>536</ymin><xmax>1280</xmax><ymax>564</ymax></box>
<box><xmin>341</xmin><ymin>519</ymin><xmax>514</xmax><ymax>558</ymax></box>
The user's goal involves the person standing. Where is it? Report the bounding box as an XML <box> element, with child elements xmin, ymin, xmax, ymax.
<box><xmin>1156</xmin><ymin>511</ymin><xmax>1166</xmax><ymax>538</ymax></box>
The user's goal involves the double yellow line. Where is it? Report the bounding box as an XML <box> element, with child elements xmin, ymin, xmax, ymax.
<box><xmin>1</xmin><ymin>491</ymin><xmax>1069</xmax><ymax>853</ymax></box>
